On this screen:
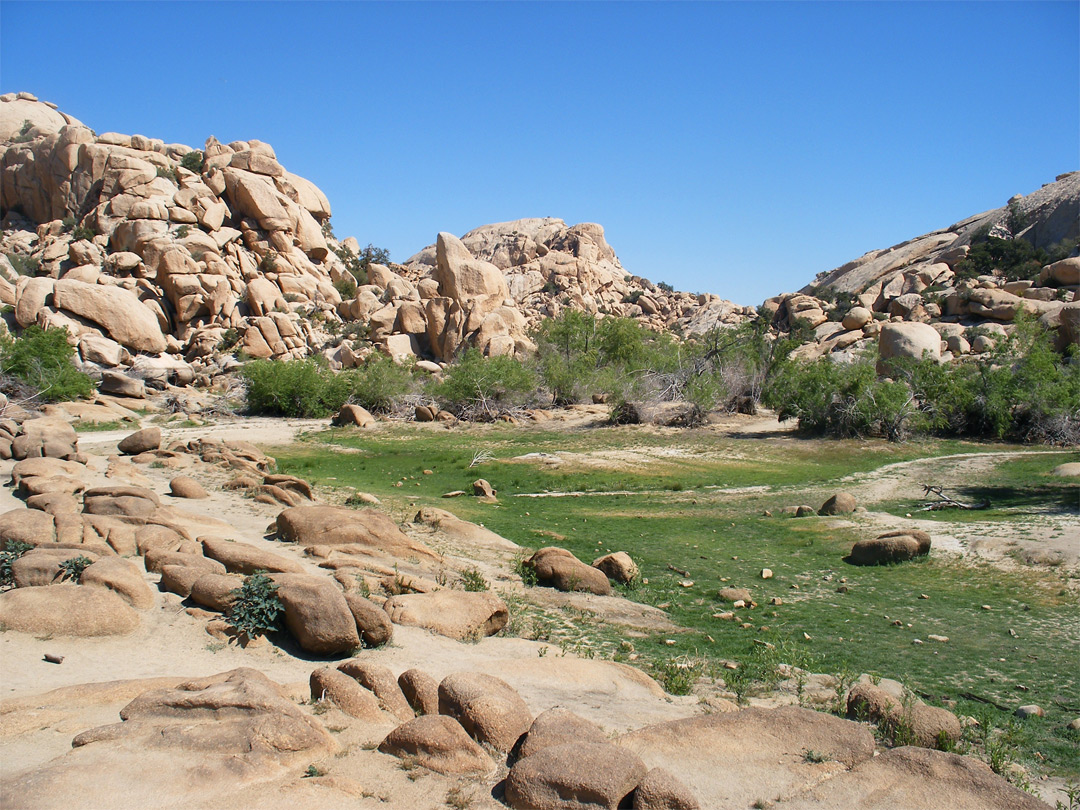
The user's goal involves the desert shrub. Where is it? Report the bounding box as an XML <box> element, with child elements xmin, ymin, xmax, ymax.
<box><xmin>70</xmin><ymin>224</ymin><xmax>95</xmax><ymax>242</ymax></box>
<box><xmin>349</xmin><ymin>355</ymin><xmax>416</xmax><ymax>413</ymax></box>
<box><xmin>333</xmin><ymin>242</ymin><xmax>391</xmax><ymax>288</ymax></box>
<box><xmin>5</xmin><ymin>253</ymin><xmax>40</xmax><ymax>276</ymax></box>
<box><xmin>175</xmin><ymin>224</ymin><xmax>191</xmax><ymax>240</ymax></box>
<box><xmin>333</xmin><ymin>275</ymin><xmax>357</xmax><ymax>300</ymax></box>
<box><xmin>11</xmin><ymin>119</ymin><xmax>34</xmax><ymax>143</ymax></box>
<box><xmin>430</xmin><ymin>349</ymin><xmax>537</xmax><ymax>419</ymax></box>
<box><xmin>58</xmin><ymin>555</ymin><xmax>94</xmax><ymax>583</ymax></box>
<box><xmin>0</xmin><ymin>325</ymin><xmax>94</xmax><ymax>402</ymax></box>
<box><xmin>954</xmin><ymin>233</ymin><xmax>1075</xmax><ymax>282</ymax></box>
<box><xmin>0</xmin><ymin>540</ymin><xmax>33</xmax><ymax>587</ymax></box>
<box><xmin>179</xmin><ymin>150</ymin><xmax>205</xmax><ymax>173</ymax></box>
<box><xmin>764</xmin><ymin>356</ymin><xmax>923</xmax><ymax>441</ymax></box>
<box><xmin>217</xmin><ymin>327</ymin><xmax>241</xmax><ymax>352</ymax></box>
<box><xmin>156</xmin><ymin>165</ymin><xmax>179</xmax><ymax>183</ymax></box>
<box><xmin>656</xmin><ymin>281</ymin><xmax>675</xmax><ymax>294</ymax></box>
<box><xmin>228</xmin><ymin>571</ymin><xmax>283</xmax><ymax>638</ymax></box>
<box><xmin>766</xmin><ymin>316</ymin><xmax>1078</xmax><ymax>444</ymax></box>
<box><xmin>459</xmin><ymin>567</ymin><xmax>489</xmax><ymax>592</ymax></box>
<box><xmin>242</xmin><ymin>358</ymin><xmax>353</xmax><ymax>418</ymax></box>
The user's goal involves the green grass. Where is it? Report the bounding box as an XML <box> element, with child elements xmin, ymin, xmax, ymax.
<box><xmin>72</xmin><ymin>420</ymin><xmax>130</xmax><ymax>433</ymax></box>
<box><xmin>271</xmin><ymin>423</ymin><xmax>1079</xmax><ymax>778</ymax></box>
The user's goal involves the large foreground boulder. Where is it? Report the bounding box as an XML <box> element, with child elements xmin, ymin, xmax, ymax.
<box><xmin>276</xmin><ymin>505</ymin><xmax>439</xmax><ymax>561</ymax></box>
<box><xmin>0</xmin><ymin>583</ymin><xmax>139</xmax><ymax>636</ymax></box>
<box><xmin>438</xmin><ymin>672</ymin><xmax>532</xmax><ymax>753</ymax></box>
<box><xmin>782</xmin><ymin>746</ymin><xmax>1048</xmax><ymax>809</ymax></box>
<box><xmin>617</xmin><ymin>707</ymin><xmax>875</xmax><ymax>809</ymax></box>
<box><xmin>382</xmin><ymin>590</ymin><xmax>508</xmax><ymax>640</ymax></box>
<box><xmin>505</xmin><ymin>742</ymin><xmax>648</xmax><ymax>810</ymax></box>
<box><xmin>379</xmin><ymin>715</ymin><xmax>493</xmax><ymax>775</ymax></box>
<box><xmin>270</xmin><ymin>573</ymin><xmax>360</xmax><ymax>655</ymax></box>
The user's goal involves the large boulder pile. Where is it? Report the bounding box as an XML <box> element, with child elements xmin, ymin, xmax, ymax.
<box><xmin>1</xmin><ymin>95</ymin><xmax>752</xmax><ymax>388</ymax></box>
<box><xmin>403</xmin><ymin>218</ymin><xmax>754</xmax><ymax>343</ymax></box>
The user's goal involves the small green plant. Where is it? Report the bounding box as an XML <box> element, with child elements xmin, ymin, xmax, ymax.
<box><xmin>180</xmin><ymin>150</ymin><xmax>205</xmax><ymax>173</ymax></box>
<box><xmin>156</xmin><ymin>165</ymin><xmax>179</xmax><ymax>183</ymax></box>
<box><xmin>175</xmin><ymin>224</ymin><xmax>191</xmax><ymax>239</ymax></box>
<box><xmin>458</xmin><ymin>567</ymin><xmax>489</xmax><ymax>592</ymax></box>
<box><xmin>654</xmin><ymin>656</ymin><xmax>701</xmax><ymax>696</ymax></box>
<box><xmin>217</xmin><ymin>327</ymin><xmax>241</xmax><ymax>352</ymax></box>
<box><xmin>71</xmin><ymin>224</ymin><xmax>95</xmax><ymax>242</ymax></box>
<box><xmin>333</xmin><ymin>275</ymin><xmax>357</xmax><ymax>299</ymax></box>
<box><xmin>514</xmin><ymin>555</ymin><xmax>538</xmax><ymax>587</ymax></box>
<box><xmin>657</xmin><ymin>281</ymin><xmax>674</xmax><ymax>294</ymax></box>
<box><xmin>302</xmin><ymin>764</ymin><xmax>324</xmax><ymax>778</ymax></box>
<box><xmin>11</xmin><ymin>119</ymin><xmax>34</xmax><ymax>143</ymax></box>
<box><xmin>0</xmin><ymin>540</ymin><xmax>34</xmax><ymax>587</ymax></box>
<box><xmin>228</xmin><ymin>571</ymin><xmax>283</xmax><ymax>638</ymax></box>
<box><xmin>6</xmin><ymin>253</ymin><xmax>41</xmax><ymax>276</ymax></box>
<box><xmin>803</xmin><ymin>749</ymin><xmax>830</xmax><ymax>763</ymax></box>
<box><xmin>446</xmin><ymin>785</ymin><xmax>473</xmax><ymax>809</ymax></box>
<box><xmin>1055</xmin><ymin>780</ymin><xmax>1080</xmax><ymax>810</ymax></box>
<box><xmin>58</xmin><ymin>555</ymin><xmax>94</xmax><ymax>583</ymax></box>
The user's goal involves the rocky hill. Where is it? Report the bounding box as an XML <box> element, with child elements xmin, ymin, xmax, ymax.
<box><xmin>0</xmin><ymin>93</ymin><xmax>751</xmax><ymax>395</ymax></box>
<box><xmin>762</xmin><ymin>172</ymin><xmax>1079</xmax><ymax>363</ymax></box>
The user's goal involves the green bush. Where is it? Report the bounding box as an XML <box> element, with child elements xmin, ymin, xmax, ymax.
<box><xmin>58</xmin><ymin>555</ymin><xmax>94</xmax><ymax>583</ymax></box>
<box><xmin>333</xmin><ymin>275</ymin><xmax>357</xmax><ymax>300</ymax></box>
<box><xmin>349</xmin><ymin>355</ymin><xmax>415</xmax><ymax>413</ymax></box>
<box><xmin>332</xmin><ymin>242</ymin><xmax>391</xmax><ymax>288</ymax></box>
<box><xmin>0</xmin><ymin>540</ymin><xmax>33</xmax><ymax>587</ymax></box>
<box><xmin>71</xmin><ymin>224</ymin><xmax>95</xmax><ymax>242</ymax></box>
<box><xmin>0</xmin><ymin>326</ymin><xmax>94</xmax><ymax>402</ymax></box>
<box><xmin>242</xmin><ymin>358</ymin><xmax>354</xmax><ymax>418</ymax></box>
<box><xmin>954</xmin><ymin>232</ymin><xmax>1075</xmax><ymax>282</ymax></box>
<box><xmin>764</xmin><ymin>317</ymin><xmax>1078</xmax><ymax>444</ymax></box>
<box><xmin>180</xmin><ymin>150</ymin><xmax>205</xmax><ymax>173</ymax></box>
<box><xmin>5</xmin><ymin>253</ymin><xmax>40</xmax><ymax>276</ymax></box>
<box><xmin>430</xmin><ymin>348</ymin><xmax>537</xmax><ymax>419</ymax></box>
<box><xmin>228</xmin><ymin>571</ymin><xmax>283</xmax><ymax>638</ymax></box>
<box><xmin>156</xmin><ymin>165</ymin><xmax>179</xmax><ymax>183</ymax></box>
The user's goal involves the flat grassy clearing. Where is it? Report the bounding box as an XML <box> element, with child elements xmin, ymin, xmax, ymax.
<box><xmin>271</xmin><ymin>422</ymin><xmax>1079</xmax><ymax>778</ymax></box>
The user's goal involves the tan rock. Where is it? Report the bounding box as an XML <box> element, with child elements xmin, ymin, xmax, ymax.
<box><xmin>506</xmin><ymin>742</ymin><xmax>647</xmax><ymax>810</ymax></box>
<box><xmin>337</xmin><ymin>659</ymin><xmax>414</xmax><ymax>721</ymax></box>
<box><xmin>117</xmin><ymin>427</ymin><xmax>161</xmax><ymax>455</ymax></box>
<box><xmin>383</xmin><ymin>589</ymin><xmax>508</xmax><ymax>640</ymax></box>
<box><xmin>379</xmin><ymin>715</ymin><xmax>493</xmax><ymax>776</ymax></box>
<box><xmin>593</xmin><ymin>551</ymin><xmax>640</xmax><ymax>584</ymax></box>
<box><xmin>524</xmin><ymin>547</ymin><xmax>612</xmax><ymax>595</ymax></box>
<box><xmin>438</xmin><ymin>671</ymin><xmax>532</xmax><ymax>753</ymax></box>
<box><xmin>343</xmin><ymin>592</ymin><xmax>393</xmax><ymax>647</ymax></box>
<box><xmin>0</xmin><ymin>583</ymin><xmax>139</xmax><ymax>636</ymax></box>
<box><xmin>519</xmin><ymin>707</ymin><xmax>607</xmax><ymax>760</ymax></box>
<box><xmin>398</xmin><ymin>668</ymin><xmax>440</xmax><ymax>715</ymax></box>
<box><xmin>80</xmin><ymin>557</ymin><xmax>155</xmax><ymax>609</ymax></box>
<box><xmin>52</xmin><ymin>279</ymin><xmax>167</xmax><ymax>353</ymax></box>
<box><xmin>270</xmin><ymin>572</ymin><xmax>360</xmax><ymax>655</ymax></box>
<box><xmin>309</xmin><ymin>666</ymin><xmax>385</xmax><ymax>720</ymax></box>
<box><xmin>276</xmin><ymin>505</ymin><xmax>439</xmax><ymax>560</ymax></box>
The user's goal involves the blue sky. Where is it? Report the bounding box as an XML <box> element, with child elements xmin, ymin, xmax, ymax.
<box><xmin>2</xmin><ymin>1</ymin><xmax>1077</xmax><ymax>305</ymax></box>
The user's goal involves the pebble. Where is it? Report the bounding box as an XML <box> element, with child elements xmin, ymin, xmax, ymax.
<box><xmin>1015</xmin><ymin>705</ymin><xmax>1044</xmax><ymax>720</ymax></box>
<box><xmin>770</xmin><ymin>597</ymin><xmax>783</xmax><ymax>606</ymax></box>
<box><xmin>919</xmin><ymin>594</ymin><xmax>929</xmax><ymax>600</ymax></box>
<box><xmin>981</xmin><ymin>605</ymin><xmax>992</xmax><ymax>610</ymax></box>
<box><xmin>912</xmin><ymin>639</ymin><xmax>924</xmax><ymax>645</ymax></box>
<box><xmin>760</xmin><ymin>568</ymin><xmax>773</xmax><ymax>579</ymax></box>
<box><xmin>928</xmin><ymin>635</ymin><xmax>949</xmax><ymax>643</ymax></box>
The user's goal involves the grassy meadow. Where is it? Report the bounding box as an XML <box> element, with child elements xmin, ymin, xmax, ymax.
<box><xmin>270</xmin><ymin>421</ymin><xmax>1080</xmax><ymax>779</ymax></box>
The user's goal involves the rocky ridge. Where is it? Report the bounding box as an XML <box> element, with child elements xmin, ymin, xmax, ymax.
<box><xmin>0</xmin><ymin>94</ymin><xmax>751</xmax><ymax>395</ymax></box>
<box><xmin>764</xmin><ymin>172</ymin><xmax>1079</xmax><ymax>364</ymax></box>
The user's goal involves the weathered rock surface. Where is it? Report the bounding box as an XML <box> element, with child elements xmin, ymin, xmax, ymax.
<box><xmin>382</xmin><ymin>589</ymin><xmax>508</xmax><ymax>640</ymax></box>
<box><xmin>276</xmin><ymin>505</ymin><xmax>439</xmax><ymax>561</ymax></box>
<box><xmin>0</xmin><ymin>583</ymin><xmax>139</xmax><ymax>636</ymax></box>
<box><xmin>505</xmin><ymin>742</ymin><xmax>648</xmax><ymax>810</ymax></box>
<box><xmin>438</xmin><ymin>671</ymin><xmax>532</xmax><ymax>753</ymax></box>
<box><xmin>379</xmin><ymin>715</ymin><xmax>494</xmax><ymax>775</ymax></box>
<box><xmin>524</xmin><ymin>546</ymin><xmax>612</xmax><ymax>595</ymax></box>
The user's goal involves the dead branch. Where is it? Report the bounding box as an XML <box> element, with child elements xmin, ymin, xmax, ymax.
<box><xmin>920</xmin><ymin>485</ymin><xmax>989</xmax><ymax>511</ymax></box>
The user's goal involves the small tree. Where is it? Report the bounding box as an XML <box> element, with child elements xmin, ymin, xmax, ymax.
<box><xmin>0</xmin><ymin>326</ymin><xmax>94</xmax><ymax>402</ymax></box>
<box><xmin>430</xmin><ymin>349</ymin><xmax>537</xmax><ymax>420</ymax></box>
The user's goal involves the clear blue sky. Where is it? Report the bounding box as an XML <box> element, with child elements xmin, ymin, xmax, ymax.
<box><xmin>2</xmin><ymin>1</ymin><xmax>1077</xmax><ymax>305</ymax></box>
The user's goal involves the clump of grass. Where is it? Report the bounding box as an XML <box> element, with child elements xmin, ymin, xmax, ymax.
<box><xmin>458</xmin><ymin>567</ymin><xmax>489</xmax><ymax>592</ymax></box>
